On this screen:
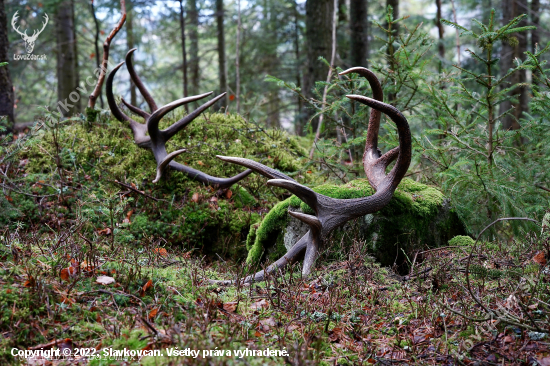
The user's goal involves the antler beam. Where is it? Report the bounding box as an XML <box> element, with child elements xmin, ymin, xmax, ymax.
<box><xmin>106</xmin><ymin>49</ymin><xmax>252</xmax><ymax>188</ymax></box>
<box><xmin>210</xmin><ymin>68</ymin><xmax>412</xmax><ymax>285</ymax></box>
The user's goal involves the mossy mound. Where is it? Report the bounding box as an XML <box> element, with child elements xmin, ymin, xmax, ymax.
<box><xmin>9</xmin><ymin>113</ymin><xmax>309</xmax><ymax>259</ymax></box>
<box><xmin>246</xmin><ymin>178</ymin><xmax>466</xmax><ymax>268</ymax></box>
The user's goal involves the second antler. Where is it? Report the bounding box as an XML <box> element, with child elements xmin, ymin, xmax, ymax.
<box><xmin>211</xmin><ymin>67</ymin><xmax>412</xmax><ymax>285</ymax></box>
<box><xmin>106</xmin><ymin>49</ymin><xmax>252</xmax><ymax>188</ymax></box>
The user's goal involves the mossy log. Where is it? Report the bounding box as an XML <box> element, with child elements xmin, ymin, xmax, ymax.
<box><xmin>246</xmin><ymin>178</ymin><xmax>466</xmax><ymax>268</ymax></box>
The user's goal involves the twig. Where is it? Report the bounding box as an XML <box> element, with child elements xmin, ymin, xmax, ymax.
<box><xmin>112</xmin><ymin>180</ymin><xmax>160</xmax><ymax>201</ymax></box>
<box><xmin>536</xmin><ymin>184</ymin><xmax>550</xmax><ymax>193</ymax></box>
<box><xmin>88</xmin><ymin>0</ymin><xmax>127</xmax><ymax>109</ymax></box>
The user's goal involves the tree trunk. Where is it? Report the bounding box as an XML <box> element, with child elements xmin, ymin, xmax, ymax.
<box><xmin>386</xmin><ymin>0</ymin><xmax>399</xmax><ymax>32</ymax></box>
<box><xmin>304</xmin><ymin>0</ymin><xmax>334</xmax><ymax>131</ymax></box>
<box><xmin>500</xmin><ymin>0</ymin><xmax>527</xmax><ymax>132</ymax></box>
<box><xmin>0</xmin><ymin>0</ymin><xmax>14</xmax><ymax>129</ymax></box>
<box><xmin>215</xmin><ymin>0</ymin><xmax>227</xmax><ymax>108</ymax></box>
<box><xmin>187</xmin><ymin>0</ymin><xmax>199</xmax><ymax>95</ymax></box>
<box><xmin>349</xmin><ymin>0</ymin><xmax>368</xmax><ymax>68</ymax></box>
<box><xmin>435</xmin><ymin>0</ymin><xmax>444</xmax><ymax>61</ymax></box>
<box><xmin>127</xmin><ymin>0</ymin><xmax>137</xmax><ymax>106</ymax></box>
<box><xmin>293</xmin><ymin>0</ymin><xmax>304</xmax><ymax>135</ymax></box>
<box><xmin>56</xmin><ymin>0</ymin><xmax>80</xmax><ymax>116</ymax></box>
<box><xmin>531</xmin><ymin>0</ymin><xmax>539</xmax><ymax>53</ymax></box>
<box><xmin>179</xmin><ymin>0</ymin><xmax>188</xmax><ymax>110</ymax></box>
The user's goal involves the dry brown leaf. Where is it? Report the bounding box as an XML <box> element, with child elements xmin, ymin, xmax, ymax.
<box><xmin>59</xmin><ymin>267</ymin><xmax>77</xmax><ymax>281</ymax></box>
<box><xmin>223</xmin><ymin>302</ymin><xmax>238</xmax><ymax>312</ymax></box>
<box><xmin>533</xmin><ymin>251</ymin><xmax>547</xmax><ymax>265</ymax></box>
<box><xmin>97</xmin><ymin>228</ymin><xmax>112</xmax><ymax>236</ymax></box>
<box><xmin>153</xmin><ymin>248</ymin><xmax>168</xmax><ymax>256</ymax></box>
<box><xmin>96</xmin><ymin>275</ymin><xmax>115</xmax><ymax>285</ymax></box>
<box><xmin>197</xmin><ymin>160</ymin><xmax>205</xmax><ymax>166</ymax></box>
<box><xmin>225</xmin><ymin>189</ymin><xmax>233</xmax><ymax>199</ymax></box>
<box><xmin>249</xmin><ymin>299</ymin><xmax>269</xmax><ymax>311</ymax></box>
<box><xmin>148</xmin><ymin>308</ymin><xmax>159</xmax><ymax>320</ymax></box>
<box><xmin>140</xmin><ymin>280</ymin><xmax>153</xmax><ymax>297</ymax></box>
<box><xmin>191</xmin><ymin>192</ymin><xmax>200</xmax><ymax>203</ymax></box>
<box><xmin>23</xmin><ymin>275</ymin><xmax>35</xmax><ymax>288</ymax></box>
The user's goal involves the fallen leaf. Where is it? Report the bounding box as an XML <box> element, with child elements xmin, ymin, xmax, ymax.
<box><xmin>140</xmin><ymin>280</ymin><xmax>153</xmax><ymax>296</ymax></box>
<box><xmin>249</xmin><ymin>299</ymin><xmax>269</xmax><ymax>311</ymax></box>
<box><xmin>23</xmin><ymin>276</ymin><xmax>35</xmax><ymax>288</ymax></box>
<box><xmin>191</xmin><ymin>192</ymin><xmax>200</xmax><ymax>203</ymax></box>
<box><xmin>97</xmin><ymin>228</ymin><xmax>112</xmax><ymax>236</ymax></box>
<box><xmin>148</xmin><ymin>308</ymin><xmax>159</xmax><ymax>320</ymax></box>
<box><xmin>533</xmin><ymin>251</ymin><xmax>547</xmax><ymax>265</ymax></box>
<box><xmin>197</xmin><ymin>160</ymin><xmax>205</xmax><ymax>166</ymax></box>
<box><xmin>538</xmin><ymin>357</ymin><xmax>550</xmax><ymax>366</ymax></box>
<box><xmin>225</xmin><ymin>190</ymin><xmax>233</xmax><ymax>199</ymax></box>
<box><xmin>259</xmin><ymin>317</ymin><xmax>277</xmax><ymax>332</ymax></box>
<box><xmin>61</xmin><ymin>296</ymin><xmax>74</xmax><ymax>305</ymax></box>
<box><xmin>153</xmin><ymin>248</ymin><xmax>168</xmax><ymax>256</ymax></box>
<box><xmin>96</xmin><ymin>275</ymin><xmax>115</xmax><ymax>285</ymax></box>
<box><xmin>223</xmin><ymin>302</ymin><xmax>238</xmax><ymax>312</ymax></box>
<box><xmin>254</xmin><ymin>330</ymin><xmax>262</xmax><ymax>337</ymax></box>
<box><xmin>60</xmin><ymin>267</ymin><xmax>77</xmax><ymax>281</ymax></box>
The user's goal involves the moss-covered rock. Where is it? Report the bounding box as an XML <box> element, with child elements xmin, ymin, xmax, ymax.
<box><xmin>247</xmin><ymin>178</ymin><xmax>466</xmax><ymax>268</ymax></box>
<box><xmin>12</xmin><ymin>113</ymin><xmax>309</xmax><ymax>259</ymax></box>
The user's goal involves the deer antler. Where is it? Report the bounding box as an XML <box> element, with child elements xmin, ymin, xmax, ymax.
<box><xmin>106</xmin><ymin>49</ymin><xmax>252</xmax><ymax>188</ymax></box>
<box><xmin>211</xmin><ymin>68</ymin><xmax>411</xmax><ymax>284</ymax></box>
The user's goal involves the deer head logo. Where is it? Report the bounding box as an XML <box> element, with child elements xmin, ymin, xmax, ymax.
<box><xmin>11</xmin><ymin>11</ymin><xmax>49</xmax><ymax>54</ymax></box>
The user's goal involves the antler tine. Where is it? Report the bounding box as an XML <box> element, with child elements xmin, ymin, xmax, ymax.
<box><xmin>121</xmin><ymin>98</ymin><xmax>150</xmax><ymax>119</ymax></box>
<box><xmin>340</xmin><ymin>67</ymin><xmax>387</xmax><ymax>190</ymax></box>
<box><xmin>267</xmin><ymin>179</ymin><xmax>319</xmax><ymax>214</ymax></box>
<box><xmin>346</xmin><ymin>95</ymin><xmax>411</xmax><ymax>190</ymax></box>
<box><xmin>216</xmin><ymin>156</ymin><xmax>296</xmax><ymax>182</ymax></box>
<box><xmin>126</xmin><ymin>48</ymin><xmax>158</xmax><ymax>112</ymax></box>
<box><xmin>162</xmin><ymin>91</ymin><xmax>218</xmax><ymax>141</ymax></box>
<box><xmin>209</xmin><ymin>234</ymin><xmax>309</xmax><ymax>285</ymax></box>
<box><xmin>106</xmin><ymin>62</ymin><xmax>150</xmax><ymax>147</ymax></box>
<box><xmin>153</xmin><ymin>149</ymin><xmax>187</xmax><ymax>183</ymax></box>
<box><xmin>147</xmin><ymin>93</ymin><xmax>216</xmax><ymax>145</ymax></box>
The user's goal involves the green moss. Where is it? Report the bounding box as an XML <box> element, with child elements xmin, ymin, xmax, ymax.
<box><xmin>16</xmin><ymin>113</ymin><xmax>305</xmax><ymax>260</ymax></box>
<box><xmin>448</xmin><ymin>235</ymin><xmax>475</xmax><ymax>247</ymax></box>
<box><xmin>85</xmin><ymin>107</ymin><xmax>100</xmax><ymax>123</ymax></box>
<box><xmin>246</xmin><ymin>198</ymin><xmax>291</xmax><ymax>263</ymax></box>
<box><xmin>248</xmin><ymin>178</ymin><xmax>465</xmax><ymax>267</ymax></box>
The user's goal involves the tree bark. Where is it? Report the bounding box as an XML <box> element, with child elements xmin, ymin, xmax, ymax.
<box><xmin>56</xmin><ymin>0</ymin><xmax>80</xmax><ymax>116</ymax></box>
<box><xmin>293</xmin><ymin>0</ymin><xmax>304</xmax><ymax>135</ymax></box>
<box><xmin>531</xmin><ymin>0</ymin><xmax>539</xmax><ymax>53</ymax></box>
<box><xmin>304</xmin><ymin>0</ymin><xmax>334</xmax><ymax>131</ymax></box>
<box><xmin>349</xmin><ymin>0</ymin><xmax>368</xmax><ymax>68</ymax></box>
<box><xmin>500</xmin><ymin>0</ymin><xmax>527</xmax><ymax>132</ymax></box>
<box><xmin>0</xmin><ymin>0</ymin><xmax>14</xmax><ymax>128</ymax></box>
<box><xmin>215</xmin><ymin>0</ymin><xmax>227</xmax><ymax>108</ymax></box>
<box><xmin>127</xmin><ymin>0</ymin><xmax>137</xmax><ymax>106</ymax></box>
<box><xmin>386</xmin><ymin>0</ymin><xmax>399</xmax><ymax>32</ymax></box>
<box><xmin>179</xmin><ymin>0</ymin><xmax>188</xmax><ymax>111</ymax></box>
<box><xmin>187</xmin><ymin>0</ymin><xmax>199</xmax><ymax>96</ymax></box>
<box><xmin>435</xmin><ymin>0</ymin><xmax>444</xmax><ymax>61</ymax></box>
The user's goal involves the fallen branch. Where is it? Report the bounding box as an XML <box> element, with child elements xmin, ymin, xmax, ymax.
<box><xmin>87</xmin><ymin>0</ymin><xmax>127</xmax><ymax>113</ymax></box>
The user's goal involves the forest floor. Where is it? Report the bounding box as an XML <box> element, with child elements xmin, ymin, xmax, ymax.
<box><xmin>1</xmin><ymin>227</ymin><xmax>549</xmax><ymax>366</ymax></box>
